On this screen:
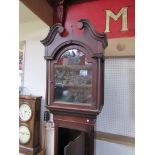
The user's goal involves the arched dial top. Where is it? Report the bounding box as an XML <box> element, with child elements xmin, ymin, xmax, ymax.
<box><xmin>54</xmin><ymin>48</ymin><xmax>93</xmax><ymax>104</ymax></box>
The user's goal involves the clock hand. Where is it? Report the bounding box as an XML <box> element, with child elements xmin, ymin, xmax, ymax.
<box><xmin>19</xmin><ymin>132</ymin><xmax>25</xmax><ymax>134</ymax></box>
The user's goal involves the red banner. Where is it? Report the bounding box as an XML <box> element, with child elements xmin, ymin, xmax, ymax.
<box><xmin>65</xmin><ymin>0</ymin><xmax>135</xmax><ymax>39</ymax></box>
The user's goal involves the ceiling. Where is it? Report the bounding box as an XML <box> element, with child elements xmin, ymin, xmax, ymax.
<box><xmin>19</xmin><ymin>1</ymin><xmax>39</xmax><ymax>24</ymax></box>
<box><xmin>19</xmin><ymin>1</ymin><xmax>49</xmax><ymax>41</ymax></box>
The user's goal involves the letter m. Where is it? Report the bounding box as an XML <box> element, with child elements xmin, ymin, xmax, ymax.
<box><xmin>105</xmin><ymin>7</ymin><xmax>128</xmax><ymax>32</ymax></box>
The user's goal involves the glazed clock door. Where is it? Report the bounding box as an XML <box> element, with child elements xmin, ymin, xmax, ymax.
<box><xmin>51</xmin><ymin>45</ymin><xmax>97</xmax><ymax>109</ymax></box>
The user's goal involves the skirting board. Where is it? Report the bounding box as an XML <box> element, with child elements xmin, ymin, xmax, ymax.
<box><xmin>95</xmin><ymin>131</ymin><xmax>135</xmax><ymax>146</ymax></box>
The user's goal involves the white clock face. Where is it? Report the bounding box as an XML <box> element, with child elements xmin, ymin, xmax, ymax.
<box><xmin>19</xmin><ymin>103</ymin><xmax>32</xmax><ymax>122</ymax></box>
<box><xmin>19</xmin><ymin>125</ymin><xmax>31</xmax><ymax>144</ymax></box>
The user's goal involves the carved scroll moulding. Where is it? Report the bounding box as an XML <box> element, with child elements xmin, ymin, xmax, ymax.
<box><xmin>41</xmin><ymin>19</ymin><xmax>108</xmax><ymax>60</ymax></box>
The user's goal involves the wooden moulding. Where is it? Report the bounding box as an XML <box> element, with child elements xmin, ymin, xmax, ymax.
<box><xmin>104</xmin><ymin>37</ymin><xmax>135</xmax><ymax>58</ymax></box>
<box><xmin>95</xmin><ymin>131</ymin><xmax>135</xmax><ymax>146</ymax></box>
<box><xmin>41</xmin><ymin>19</ymin><xmax>108</xmax><ymax>60</ymax></box>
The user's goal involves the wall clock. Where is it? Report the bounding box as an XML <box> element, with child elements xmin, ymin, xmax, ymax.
<box><xmin>19</xmin><ymin>95</ymin><xmax>42</xmax><ymax>155</ymax></box>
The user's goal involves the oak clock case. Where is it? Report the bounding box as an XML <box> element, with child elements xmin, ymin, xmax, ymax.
<box><xmin>41</xmin><ymin>19</ymin><xmax>108</xmax><ymax>155</ymax></box>
<box><xmin>19</xmin><ymin>96</ymin><xmax>42</xmax><ymax>155</ymax></box>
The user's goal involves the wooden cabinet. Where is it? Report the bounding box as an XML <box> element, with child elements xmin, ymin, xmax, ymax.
<box><xmin>41</xmin><ymin>19</ymin><xmax>108</xmax><ymax>155</ymax></box>
<box><xmin>19</xmin><ymin>95</ymin><xmax>42</xmax><ymax>155</ymax></box>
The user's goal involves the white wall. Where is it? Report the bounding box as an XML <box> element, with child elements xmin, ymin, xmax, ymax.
<box><xmin>23</xmin><ymin>40</ymin><xmax>46</xmax><ymax>96</ymax></box>
<box><xmin>95</xmin><ymin>140</ymin><xmax>134</xmax><ymax>155</ymax></box>
<box><xmin>19</xmin><ymin>18</ymin><xmax>48</xmax><ymax>97</ymax></box>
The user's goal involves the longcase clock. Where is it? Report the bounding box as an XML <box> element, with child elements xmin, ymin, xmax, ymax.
<box><xmin>41</xmin><ymin>19</ymin><xmax>108</xmax><ymax>155</ymax></box>
<box><xmin>19</xmin><ymin>95</ymin><xmax>42</xmax><ymax>155</ymax></box>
